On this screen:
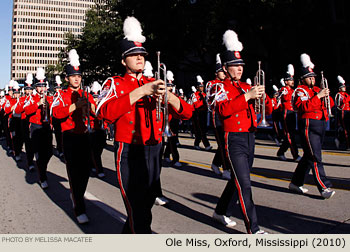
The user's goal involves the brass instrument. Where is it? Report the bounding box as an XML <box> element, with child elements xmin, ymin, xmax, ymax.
<box><xmin>254</xmin><ymin>61</ymin><xmax>270</xmax><ymax>127</ymax></box>
<box><xmin>41</xmin><ymin>84</ymin><xmax>49</xmax><ymax>123</ymax></box>
<box><xmin>155</xmin><ymin>51</ymin><xmax>171</xmax><ymax>138</ymax></box>
<box><xmin>81</xmin><ymin>81</ymin><xmax>92</xmax><ymax>133</ymax></box>
<box><xmin>320</xmin><ymin>71</ymin><xmax>333</xmax><ymax>117</ymax></box>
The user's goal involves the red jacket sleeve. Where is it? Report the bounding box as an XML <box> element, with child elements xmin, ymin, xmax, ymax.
<box><xmin>99</xmin><ymin>94</ymin><xmax>133</xmax><ymax>124</ymax></box>
<box><xmin>217</xmin><ymin>94</ymin><xmax>248</xmax><ymax>118</ymax></box>
<box><xmin>169</xmin><ymin>98</ymin><xmax>193</xmax><ymax>120</ymax></box>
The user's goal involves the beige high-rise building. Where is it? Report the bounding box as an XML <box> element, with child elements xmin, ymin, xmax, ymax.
<box><xmin>11</xmin><ymin>0</ymin><xmax>105</xmax><ymax>80</ymax></box>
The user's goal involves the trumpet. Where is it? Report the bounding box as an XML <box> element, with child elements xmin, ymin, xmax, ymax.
<box><xmin>155</xmin><ymin>51</ymin><xmax>171</xmax><ymax>138</ymax></box>
<box><xmin>254</xmin><ymin>61</ymin><xmax>270</xmax><ymax>127</ymax></box>
<box><xmin>320</xmin><ymin>71</ymin><xmax>333</xmax><ymax>118</ymax></box>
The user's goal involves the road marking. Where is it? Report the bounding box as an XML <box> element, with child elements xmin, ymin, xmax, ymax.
<box><xmin>84</xmin><ymin>191</ymin><xmax>126</xmax><ymax>222</ymax></box>
<box><xmin>180</xmin><ymin>160</ymin><xmax>350</xmax><ymax>191</ymax></box>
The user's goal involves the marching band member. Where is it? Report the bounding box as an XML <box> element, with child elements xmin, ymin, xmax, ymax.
<box><xmin>89</xmin><ymin>81</ymin><xmax>106</xmax><ymax>178</ymax></box>
<box><xmin>0</xmin><ymin>90</ymin><xmax>5</xmax><ymax>139</ymax></box>
<box><xmin>334</xmin><ymin>76</ymin><xmax>350</xmax><ymax>150</ymax></box>
<box><xmin>3</xmin><ymin>82</ymin><xmax>15</xmax><ymax>154</ymax></box>
<box><xmin>270</xmin><ymin>84</ymin><xmax>283</xmax><ymax>146</ymax></box>
<box><xmin>52</xmin><ymin>49</ymin><xmax>96</xmax><ymax>224</ymax></box>
<box><xmin>207</xmin><ymin>54</ymin><xmax>231</xmax><ymax>179</ymax></box>
<box><xmin>6</xmin><ymin>82</ymin><xmax>23</xmax><ymax>161</ymax></box>
<box><xmin>24</xmin><ymin>68</ymin><xmax>54</xmax><ymax>189</ymax></box>
<box><xmin>192</xmin><ymin>75</ymin><xmax>212</xmax><ymax>150</ymax></box>
<box><xmin>276</xmin><ymin>64</ymin><xmax>300</xmax><ymax>161</ymax></box>
<box><xmin>289</xmin><ymin>53</ymin><xmax>335</xmax><ymax>199</ymax></box>
<box><xmin>213</xmin><ymin>30</ymin><xmax>272</xmax><ymax>234</ymax></box>
<box><xmin>97</xmin><ymin>16</ymin><xmax>192</xmax><ymax>233</ymax></box>
<box><xmin>51</xmin><ymin>76</ymin><xmax>64</xmax><ymax>158</ymax></box>
<box><xmin>14</xmin><ymin>74</ymin><xmax>35</xmax><ymax>170</ymax></box>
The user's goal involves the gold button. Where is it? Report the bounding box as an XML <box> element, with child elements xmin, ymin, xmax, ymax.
<box><xmin>316</xmin><ymin>116</ymin><xmax>318</xmax><ymax>119</ymax></box>
<box><xmin>235</xmin><ymin>114</ymin><xmax>238</xmax><ymax>117</ymax></box>
<box><xmin>116</xmin><ymin>82</ymin><xmax>119</xmax><ymax>85</ymax></box>
<box><xmin>239</xmin><ymin>128</ymin><xmax>242</xmax><ymax>131</ymax></box>
<box><xmin>237</xmin><ymin>121</ymin><xmax>240</xmax><ymax>124</ymax></box>
<box><xmin>158</xmin><ymin>128</ymin><xmax>162</xmax><ymax>132</ymax></box>
<box><xmin>121</xmin><ymin>91</ymin><xmax>124</xmax><ymax>94</ymax></box>
<box><xmin>133</xmin><ymin>139</ymin><xmax>137</xmax><ymax>143</ymax></box>
<box><xmin>131</xmin><ymin>130</ymin><xmax>135</xmax><ymax>134</ymax></box>
<box><xmin>130</xmin><ymin>121</ymin><xmax>133</xmax><ymax>124</ymax></box>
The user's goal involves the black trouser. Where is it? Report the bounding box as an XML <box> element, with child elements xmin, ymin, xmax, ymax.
<box><xmin>277</xmin><ymin>110</ymin><xmax>299</xmax><ymax>159</ymax></box>
<box><xmin>63</xmin><ymin>131</ymin><xmax>92</xmax><ymax>216</ymax></box>
<box><xmin>193</xmin><ymin>110</ymin><xmax>210</xmax><ymax>147</ymax></box>
<box><xmin>52</xmin><ymin>117</ymin><xmax>63</xmax><ymax>154</ymax></box>
<box><xmin>21</xmin><ymin>119</ymin><xmax>34</xmax><ymax>166</ymax></box>
<box><xmin>10</xmin><ymin>117</ymin><xmax>23</xmax><ymax>157</ymax></box>
<box><xmin>30</xmin><ymin>123</ymin><xmax>53</xmax><ymax>182</ymax></box>
<box><xmin>90</xmin><ymin>129</ymin><xmax>106</xmax><ymax>174</ymax></box>
<box><xmin>3</xmin><ymin>115</ymin><xmax>13</xmax><ymax>151</ymax></box>
<box><xmin>114</xmin><ymin>142</ymin><xmax>161</xmax><ymax>234</ymax></box>
<box><xmin>164</xmin><ymin>136</ymin><xmax>179</xmax><ymax>163</ymax></box>
<box><xmin>212</xmin><ymin>119</ymin><xmax>230</xmax><ymax>170</ymax></box>
<box><xmin>291</xmin><ymin>119</ymin><xmax>332</xmax><ymax>192</ymax></box>
<box><xmin>216</xmin><ymin>132</ymin><xmax>259</xmax><ymax>234</ymax></box>
<box><xmin>272</xmin><ymin>110</ymin><xmax>283</xmax><ymax>141</ymax></box>
<box><xmin>340</xmin><ymin>111</ymin><xmax>350</xmax><ymax>149</ymax></box>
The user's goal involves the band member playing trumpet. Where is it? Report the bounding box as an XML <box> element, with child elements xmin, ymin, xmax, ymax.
<box><xmin>52</xmin><ymin>49</ymin><xmax>96</xmax><ymax>224</ymax></box>
<box><xmin>213</xmin><ymin>30</ymin><xmax>272</xmax><ymax>234</ymax></box>
<box><xmin>24</xmin><ymin>68</ymin><xmax>53</xmax><ymax>189</ymax></box>
<box><xmin>289</xmin><ymin>53</ymin><xmax>335</xmax><ymax>199</ymax></box>
<box><xmin>97</xmin><ymin>17</ymin><xmax>192</xmax><ymax>233</ymax></box>
<box><xmin>334</xmin><ymin>76</ymin><xmax>350</xmax><ymax>150</ymax></box>
<box><xmin>276</xmin><ymin>64</ymin><xmax>301</xmax><ymax>161</ymax></box>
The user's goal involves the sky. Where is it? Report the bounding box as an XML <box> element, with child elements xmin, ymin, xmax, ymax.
<box><xmin>0</xmin><ymin>0</ymin><xmax>12</xmax><ymax>89</ymax></box>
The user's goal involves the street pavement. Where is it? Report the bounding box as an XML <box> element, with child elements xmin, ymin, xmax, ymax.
<box><xmin>0</xmin><ymin>133</ymin><xmax>349</xmax><ymax>234</ymax></box>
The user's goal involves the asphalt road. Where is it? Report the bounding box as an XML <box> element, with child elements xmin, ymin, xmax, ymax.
<box><xmin>0</xmin><ymin>133</ymin><xmax>349</xmax><ymax>234</ymax></box>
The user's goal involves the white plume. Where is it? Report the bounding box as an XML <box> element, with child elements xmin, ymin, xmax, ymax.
<box><xmin>300</xmin><ymin>53</ymin><xmax>314</xmax><ymax>69</ymax></box>
<box><xmin>167</xmin><ymin>71</ymin><xmax>174</xmax><ymax>82</ymax></box>
<box><xmin>13</xmin><ymin>81</ymin><xmax>20</xmax><ymax>90</ymax></box>
<box><xmin>246</xmin><ymin>78</ymin><xmax>252</xmax><ymax>85</ymax></box>
<box><xmin>191</xmin><ymin>86</ymin><xmax>196</xmax><ymax>92</ymax></box>
<box><xmin>25</xmin><ymin>73</ymin><xmax>33</xmax><ymax>84</ymax></box>
<box><xmin>36</xmin><ymin>67</ymin><xmax>46</xmax><ymax>81</ymax></box>
<box><xmin>5</xmin><ymin>85</ymin><xmax>9</xmax><ymax>92</ymax></box>
<box><xmin>222</xmin><ymin>30</ymin><xmax>243</xmax><ymax>52</ymax></box>
<box><xmin>196</xmin><ymin>75</ymin><xmax>204</xmax><ymax>83</ymax></box>
<box><xmin>287</xmin><ymin>64</ymin><xmax>294</xmax><ymax>76</ymax></box>
<box><xmin>68</xmin><ymin>49</ymin><xmax>80</xmax><ymax>67</ymax></box>
<box><xmin>337</xmin><ymin>75</ymin><xmax>345</xmax><ymax>84</ymax></box>
<box><xmin>280</xmin><ymin>78</ymin><xmax>285</xmax><ymax>87</ymax></box>
<box><xmin>0</xmin><ymin>91</ymin><xmax>4</xmax><ymax>96</ymax></box>
<box><xmin>55</xmin><ymin>75</ymin><xmax>62</xmax><ymax>85</ymax></box>
<box><xmin>143</xmin><ymin>61</ymin><xmax>153</xmax><ymax>77</ymax></box>
<box><xmin>273</xmin><ymin>85</ymin><xmax>279</xmax><ymax>92</ymax></box>
<box><xmin>179</xmin><ymin>88</ymin><xmax>184</xmax><ymax>94</ymax></box>
<box><xmin>216</xmin><ymin>53</ymin><xmax>221</xmax><ymax>65</ymax></box>
<box><xmin>123</xmin><ymin>16</ymin><xmax>146</xmax><ymax>43</ymax></box>
<box><xmin>91</xmin><ymin>81</ymin><xmax>102</xmax><ymax>93</ymax></box>
<box><xmin>8</xmin><ymin>80</ymin><xmax>15</xmax><ymax>87</ymax></box>
<box><xmin>33</xmin><ymin>89</ymin><xmax>37</xmax><ymax>95</ymax></box>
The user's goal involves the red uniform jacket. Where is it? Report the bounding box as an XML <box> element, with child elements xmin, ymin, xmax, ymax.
<box><xmin>14</xmin><ymin>95</ymin><xmax>33</xmax><ymax>119</ymax></box>
<box><xmin>24</xmin><ymin>93</ymin><xmax>54</xmax><ymax>125</ymax></box>
<box><xmin>280</xmin><ymin>86</ymin><xmax>294</xmax><ymax>111</ymax></box>
<box><xmin>52</xmin><ymin>88</ymin><xmax>96</xmax><ymax>134</ymax></box>
<box><xmin>217</xmin><ymin>79</ymin><xmax>272</xmax><ymax>133</ymax></box>
<box><xmin>335</xmin><ymin>91</ymin><xmax>350</xmax><ymax>111</ymax></box>
<box><xmin>271</xmin><ymin>97</ymin><xmax>281</xmax><ymax>111</ymax></box>
<box><xmin>4</xmin><ymin>97</ymin><xmax>17</xmax><ymax>119</ymax></box>
<box><xmin>192</xmin><ymin>91</ymin><xmax>207</xmax><ymax>111</ymax></box>
<box><xmin>293</xmin><ymin>84</ymin><xmax>334</xmax><ymax>121</ymax></box>
<box><xmin>98</xmin><ymin>74</ymin><xmax>193</xmax><ymax>145</ymax></box>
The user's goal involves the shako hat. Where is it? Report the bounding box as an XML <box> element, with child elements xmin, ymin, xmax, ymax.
<box><xmin>167</xmin><ymin>70</ymin><xmax>174</xmax><ymax>83</ymax></box>
<box><xmin>24</xmin><ymin>73</ymin><xmax>34</xmax><ymax>90</ymax></box>
<box><xmin>337</xmin><ymin>75</ymin><xmax>346</xmax><ymax>89</ymax></box>
<box><xmin>120</xmin><ymin>17</ymin><xmax>147</xmax><ymax>58</ymax></box>
<box><xmin>65</xmin><ymin>49</ymin><xmax>82</xmax><ymax>77</ymax></box>
<box><xmin>196</xmin><ymin>75</ymin><xmax>204</xmax><ymax>87</ymax></box>
<box><xmin>35</xmin><ymin>68</ymin><xmax>47</xmax><ymax>87</ymax></box>
<box><xmin>90</xmin><ymin>81</ymin><xmax>102</xmax><ymax>98</ymax></box>
<box><xmin>220</xmin><ymin>30</ymin><xmax>245</xmax><ymax>66</ymax></box>
<box><xmin>13</xmin><ymin>81</ymin><xmax>21</xmax><ymax>93</ymax></box>
<box><xmin>300</xmin><ymin>53</ymin><xmax>316</xmax><ymax>79</ymax></box>
<box><xmin>8</xmin><ymin>80</ymin><xmax>15</xmax><ymax>91</ymax></box>
<box><xmin>284</xmin><ymin>64</ymin><xmax>294</xmax><ymax>81</ymax></box>
<box><xmin>215</xmin><ymin>53</ymin><xmax>223</xmax><ymax>72</ymax></box>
